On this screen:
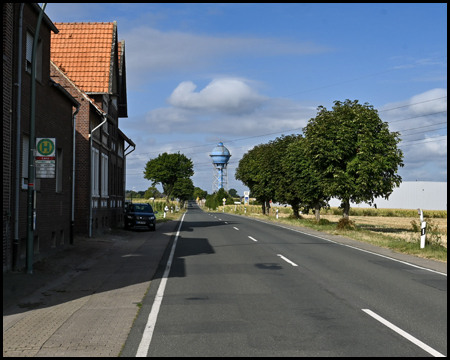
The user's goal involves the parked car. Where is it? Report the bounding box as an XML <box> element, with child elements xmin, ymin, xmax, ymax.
<box><xmin>124</xmin><ymin>203</ymin><xmax>158</xmax><ymax>231</ymax></box>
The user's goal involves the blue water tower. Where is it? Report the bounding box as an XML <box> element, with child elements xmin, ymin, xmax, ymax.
<box><xmin>210</xmin><ymin>142</ymin><xmax>231</xmax><ymax>193</ymax></box>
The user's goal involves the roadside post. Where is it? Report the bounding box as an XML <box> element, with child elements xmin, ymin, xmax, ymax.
<box><xmin>222</xmin><ymin>198</ymin><xmax>226</xmax><ymax>213</ymax></box>
<box><xmin>245</xmin><ymin>207</ymin><xmax>246</xmax><ymax>214</ymax></box>
<box><xmin>276</xmin><ymin>209</ymin><xmax>279</xmax><ymax>219</ymax></box>
<box><xmin>418</xmin><ymin>208</ymin><xmax>427</xmax><ymax>248</ymax></box>
<box><xmin>164</xmin><ymin>205</ymin><xmax>169</xmax><ymax>218</ymax></box>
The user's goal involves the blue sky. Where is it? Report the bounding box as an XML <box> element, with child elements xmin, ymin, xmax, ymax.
<box><xmin>44</xmin><ymin>3</ymin><xmax>447</xmax><ymax>197</ymax></box>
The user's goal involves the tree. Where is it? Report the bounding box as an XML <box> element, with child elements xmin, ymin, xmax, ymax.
<box><xmin>144</xmin><ymin>186</ymin><xmax>160</xmax><ymax>199</ymax></box>
<box><xmin>193</xmin><ymin>187</ymin><xmax>207</xmax><ymax>200</ymax></box>
<box><xmin>172</xmin><ymin>178</ymin><xmax>195</xmax><ymax>203</ymax></box>
<box><xmin>235</xmin><ymin>143</ymin><xmax>274</xmax><ymax>214</ymax></box>
<box><xmin>228</xmin><ymin>188</ymin><xmax>239</xmax><ymax>198</ymax></box>
<box><xmin>282</xmin><ymin>137</ymin><xmax>330</xmax><ymax>221</ymax></box>
<box><xmin>144</xmin><ymin>152</ymin><xmax>194</xmax><ymax>204</ymax></box>
<box><xmin>302</xmin><ymin>99</ymin><xmax>404</xmax><ymax>218</ymax></box>
<box><xmin>266</xmin><ymin>134</ymin><xmax>304</xmax><ymax>218</ymax></box>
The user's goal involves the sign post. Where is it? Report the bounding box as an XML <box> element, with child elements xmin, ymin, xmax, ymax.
<box><xmin>418</xmin><ymin>208</ymin><xmax>427</xmax><ymax>249</ymax></box>
<box><xmin>35</xmin><ymin>138</ymin><xmax>56</xmax><ymax>178</ymax></box>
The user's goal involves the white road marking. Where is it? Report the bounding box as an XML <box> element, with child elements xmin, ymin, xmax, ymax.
<box><xmin>362</xmin><ymin>309</ymin><xmax>445</xmax><ymax>357</ymax></box>
<box><xmin>225</xmin><ymin>222</ymin><xmax>228</xmax><ymax>224</ymax></box>
<box><xmin>277</xmin><ymin>254</ymin><xmax>298</xmax><ymax>266</ymax></box>
<box><xmin>227</xmin><ymin>214</ymin><xmax>446</xmax><ymax>276</ymax></box>
<box><xmin>136</xmin><ymin>213</ymin><xmax>186</xmax><ymax>357</ymax></box>
<box><xmin>218</xmin><ymin>218</ymin><xmax>221</xmax><ymax>220</ymax></box>
<box><xmin>233</xmin><ymin>227</ymin><xmax>239</xmax><ymax>230</ymax></box>
<box><xmin>248</xmin><ymin>236</ymin><xmax>258</xmax><ymax>242</ymax></box>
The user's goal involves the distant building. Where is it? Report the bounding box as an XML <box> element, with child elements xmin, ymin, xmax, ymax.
<box><xmin>329</xmin><ymin>181</ymin><xmax>447</xmax><ymax>211</ymax></box>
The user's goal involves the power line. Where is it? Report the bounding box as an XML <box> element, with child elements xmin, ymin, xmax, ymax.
<box><xmin>399</xmin><ymin>137</ymin><xmax>447</xmax><ymax>147</ymax></box>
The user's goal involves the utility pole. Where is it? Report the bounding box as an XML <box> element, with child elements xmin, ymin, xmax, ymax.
<box><xmin>26</xmin><ymin>3</ymin><xmax>47</xmax><ymax>274</ymax></box>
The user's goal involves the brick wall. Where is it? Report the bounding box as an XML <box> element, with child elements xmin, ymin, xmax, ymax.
<box><xmin>3</xmin><ymin>3</ymin><xmax>14</xmax><ymax>271</ymax></box>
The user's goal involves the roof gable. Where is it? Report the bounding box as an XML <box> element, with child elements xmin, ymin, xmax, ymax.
<box><xmin>51</xmin><ymin>22</ymin><xmax>117</xmax><ymax>94</ymax></box>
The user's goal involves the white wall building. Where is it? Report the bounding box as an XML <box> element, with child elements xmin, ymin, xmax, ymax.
<box><xmin>329</xmin><ymin>181</ymin><xmax>447</xmax><ymax>211</ymax></box>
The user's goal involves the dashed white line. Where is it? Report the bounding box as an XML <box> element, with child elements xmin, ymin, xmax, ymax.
<box><xmin>248</xmin><ymin>236</ymin><xmax>258</xmax><ymax>242</ymax></box>
<box><xmin>277</xmin><ymin>254</ymin><xmax>298</xmax><ymax>266</ymax></box>
<box><xmin>233</xmin><ymin>227</ymin><xmax>239</xmax><ymax>230</ymax></box>
<box><xmin>362</xmin><ymin>309</ymin><xmax>445</xmax><ymax>357</ymax></box>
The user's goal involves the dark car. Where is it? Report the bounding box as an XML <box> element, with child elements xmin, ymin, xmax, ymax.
<box><xmin>124</xmin><ymin>203</ymin><xmax>158</xmax><ymax>231</ymax></box>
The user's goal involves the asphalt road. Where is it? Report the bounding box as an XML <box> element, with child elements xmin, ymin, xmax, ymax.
<box><xmin>122</xmin><ymin>202</ymin><xmax>447</xmax><ymax>357</ymax></box>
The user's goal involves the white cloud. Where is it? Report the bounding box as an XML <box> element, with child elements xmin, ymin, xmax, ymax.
<box><xmin>167</xmin><ymin>78</ymin><xmax>268</xmax><ymax>114</ymax></box>
<box><xmin>144</xmin><ymin>79</ymin><xmax>316</xmax><ymax>137</ymax></box>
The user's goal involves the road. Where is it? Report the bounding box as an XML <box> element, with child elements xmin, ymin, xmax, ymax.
<box><xmin>121</xmin><ymin>202</ymin><xmax>447</xmax><ymax>357</ymax></box>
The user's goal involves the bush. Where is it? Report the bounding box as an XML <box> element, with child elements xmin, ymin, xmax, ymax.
<box><xmin>336</xmin><ymin>218</ymin><xmax>356</xmax><ymax>230</ymax></box>
<box><xmin>317</xmin><ymin>218</ymin><xmax>331</xmax><ymax>225</ymax></box>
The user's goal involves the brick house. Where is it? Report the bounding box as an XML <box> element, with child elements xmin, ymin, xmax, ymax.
<box><xmin>50</xmin><ymin>22</ymin><xmax>134</xmax><ymax>237</ymax></box>
<box><xmin>3</xmin><ymin>4</ymin><xmax>80</xmax><ymax>271</ymax></box>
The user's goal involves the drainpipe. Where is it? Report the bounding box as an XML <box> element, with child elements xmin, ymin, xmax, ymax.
<box><xmin>26</xmin><ymin>2</ymin><xmax>46</xmax><ymax>274</ymax></box>
<box><xmin>70</xmin><ymin>104</ymin><xmax>80</xmax><ymax>244</ymax></box>
<box><xmin>89</xmin><ymin>114</ymin><xmax>108</xmax><ymax>237</ymax></box>
<box><xmin>12</xmin><ymin>3</ymin><xmax>25</xmax><ymax>272</ymax></box>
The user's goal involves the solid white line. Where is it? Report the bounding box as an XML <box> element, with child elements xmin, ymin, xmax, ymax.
<box><xmin>248</xmin><ymin>236</ymin><xmax>258</xmax><ymax>242</ymax></box>
<box><xmin>227</xmin><ymin>214</ymin><xmax>446</xmax><ymax>276</ymax></box>
<box><xmin>233</xmin><ymin>227</ymin><xmax>239</xmax><ymax>230</ymax></box>
<box><xmin>136</xmin><ymin>213</ymin><xmax>186</xmax><ymax>357</ymax></box>
<box><xmin>277</xmin><ymin>254</ymin><xmax>298</xmax><ymax>266</ymax></box>
<box><xmin>362</xmin><ymin>309</ymin><xmax>445</xmax><ymax>357</ymax></box>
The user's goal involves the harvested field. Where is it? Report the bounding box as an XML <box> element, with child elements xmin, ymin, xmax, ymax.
<box><xmin>289</xmin><ymin>213</ymin><xmax>447</xmax><ymax>248</ymax></box>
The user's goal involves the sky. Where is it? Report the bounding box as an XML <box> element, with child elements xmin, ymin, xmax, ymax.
<box><xmin>44</xmin><ymin>3</ymin><xmax>447</xmax><ymax>197</ymax></box>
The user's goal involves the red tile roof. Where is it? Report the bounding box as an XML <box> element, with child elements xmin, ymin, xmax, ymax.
<box><xmin>51</xmin><ymin>22</ymin><xmax>115</xmax><ymax>94</ymax></box>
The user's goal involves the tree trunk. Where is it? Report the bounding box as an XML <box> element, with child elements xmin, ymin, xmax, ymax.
<box><xmin>342</xmin><ymin>200</ymin><xmax>350</xmax><ymax>218</ymax></box>
<box><xmin>315</xmin><ymin>202</ymin><xmax>320</xmax><ymax>222</ymax></box>
<box><xmin>261</xmin><ymin>201</ymin><xmax>266</xmax><ymax>215</ymax></box>
<box><xmin>291</xmin><ymin>203</ymin><xmax>300</xmax><ymax>219</ymax></box>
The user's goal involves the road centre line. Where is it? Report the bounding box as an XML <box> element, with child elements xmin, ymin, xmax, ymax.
<box><xmin>362</xmin><ymin>309</ymin><xmax>445</xmax><ymax>357</ymax></box>
<box><xmin>277</xmin><ymin>254</ymin><xmax>298</xmax><ymax>266</ymax></box>
<box><xmin>248</xmin><ymin>236</ymin><xmax>258</xmax><ymax>242</ymax></box>
<box><xmin>136</xmin><ymin>213</ymin><xmax>186</xmax><ymax>357</ymax></box>
<box><xmin>233</xmin><ymin>227</ymin><xmax>239</xmax><ymax>230</ymax></box>
<box><xmin>228</xmin><ymin>214</ymin><xmax>446</xmax><ymax>277</ymax></box>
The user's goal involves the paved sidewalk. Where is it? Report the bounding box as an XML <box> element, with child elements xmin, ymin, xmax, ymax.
<box><xmin>3</xmin><ymin>220</ymin><xmax>179</xmax><ymax>357</ymax></box>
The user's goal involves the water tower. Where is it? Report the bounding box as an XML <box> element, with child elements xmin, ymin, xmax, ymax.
<box><xmin>210</xmin><ymin>142</ymin><xmax>231</xmax><ymax>193</ymax></box>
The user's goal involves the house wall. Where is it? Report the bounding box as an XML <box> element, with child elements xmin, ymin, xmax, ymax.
<box><xmin>4</xmin><ymin>4</ymin><xmax>75</xmax><ymax>271</ymax></box>
<box><xmin>3</xmin><ymin>3</ymin><xmax>15</xmax><ymax>271</ymax></box>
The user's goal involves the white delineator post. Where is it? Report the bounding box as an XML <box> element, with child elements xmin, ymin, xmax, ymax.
<box><xmin>276</xmin><ymin>209</ymin><xmax>279</xmax><ymax>219</ymax></box>
<box><xmin>418</xmin><ymin>208</ymin><xmax>426</xmax><ymax>249</ymax></box>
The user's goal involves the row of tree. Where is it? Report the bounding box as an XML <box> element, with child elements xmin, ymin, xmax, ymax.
<box><xmin>235</xmin><ymin>99</ymin><xmax>404</xmax><ymax>220</ymax></box>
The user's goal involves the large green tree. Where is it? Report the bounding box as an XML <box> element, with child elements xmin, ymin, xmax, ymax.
<box><xmin>302</xmin><ymin>99</ymin><xmax>404</xmax><ymax>218</ymax></box>
<box><xmin>282</xmin><ymin>136</ymin><xmax>330</xmax><ymax>221</ymax></box>
<box><xmin>235</xmin><ymin>143</ymin><xmax>274</xmax><ymax>214</ymax></box>
<box><xmin>267</xmin><ymin>134</ymin><xmax>304</xmax><ymax>218</ymax></box>
<box><xmin>144</xmin><ymin>152</ymin><xmax>194</xmax><ymax>204</ymax></box>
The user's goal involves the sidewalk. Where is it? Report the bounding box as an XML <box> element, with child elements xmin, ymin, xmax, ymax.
<box><xmin>3</xmin><ymin>220</ymin><xmax>179</xmax><ymax>357</ymax></box>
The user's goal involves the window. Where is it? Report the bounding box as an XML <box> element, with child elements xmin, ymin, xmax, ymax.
<box><xmin>56</xmin><ymin>148</ymin><xmax>63</xmax><ymax>192</ymax></box>
<box><xmin>26</xmin><ymin>31</ymin><xmax>42</xmax><ymax>81</ymax></box>
<box><xmin>101</xmin><ymin>153</ymin><xmax>108</xmax><ymax>196</ymax></box>
<box><xmin>92</xmin><ymin>148</ymin><xmax>99</xmax><ymax>196</ymax></box>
